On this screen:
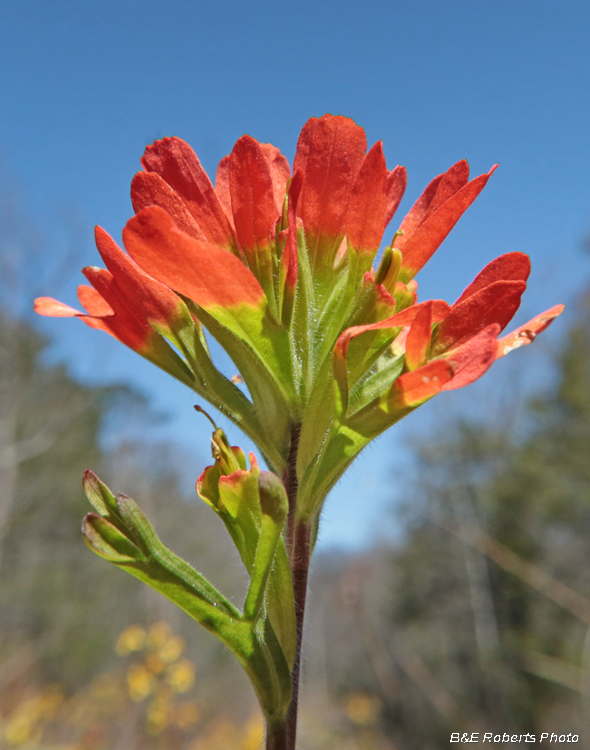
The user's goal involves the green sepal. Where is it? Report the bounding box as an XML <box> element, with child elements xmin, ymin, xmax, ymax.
<box><xmin>142</xmin><ymin>331</ymin><xmax>197</xmax><ymax>390</ymax></box>
<box><xmin>83</xmin><ymin>469</ymin><xmax>118</xmax><ymax>517</ymax></box>
<box><xmin>189</xmin><ymin>304</ymin><xmax>292</xmax><ymax>471</ymax></box>
<box><xmin>313</xmin><ymin>269</ymin><xmax>354</xmax><ymax>366</ymax></box>
<box><xmin>198</xmin><ymin>445</ymin><xmax>297</xmax><ymax>668</ymax></box>
<box><xmin>244</xmin><ymin>513</ymin><xmax>282</xmax><ymax>622</ymax></box>
<box><xmin>291</xmin><ymin>226</ymin><xmax>315</xmax><ymax>405</ymax></box>
<box><xmin>244</xmin><ymin>473</ymin><xmax>288</xmax><ymax>622</ymax></box>
<box><xmin>335</xmin><ymin>331</ymin><xmax>404</xmax><ymax>420</ymax></box>
<box><xmin>334</xmin><ymin>276</ymin><xmax>399</xmax><ymax>408</ymax></box>
<box><xmin>265</xmin><ymin>542</ymin><xmax>296</xmax><ymax>669</ymax></box>
<box><xmin>375</xmin><ymin>246</ymin><xmax>402</xmax><ymax>291</ymax></box>
<box><xmin>344</xmin><ymin>238</ymin><xmax>375</xmax><ymax>296</ymax></box>
<box><xmin>296</xmin><ymin>358</ymin><xmax>339</xmax><ymax>491</ymax></box>
<box><xmin>393</xmin><ymin>281</ymin><xmax>417</xmax><ymax>312</ymax></box>
<box><xmin>218</xmin><ymin>458</ymin><xmax>262</xmax><ymax>567</ymax></box>
<box><xmin>82</xmin><ymin>513</ymin><xmax>146</xmax><ymax>563</ymax></box>
<box><xmin>348</xmin><ymin>352</ymin><xmax>405</xmax><ymax>416</ymax></box>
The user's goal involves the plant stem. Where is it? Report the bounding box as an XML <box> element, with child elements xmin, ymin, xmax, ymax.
<box><xmin>266</xmin><ymin>722</ymin><xmax>288</xmax><ymax>750</ymax></box>
<box><xmin>283</xmin><ymin>423</ymin><xmax>301</xmax><ymax>559</ymax></box>
<box><xmin>265</xmin><ymin>423</ymin><xmax>311</xmax><ymax>750</ymax></box>
<box><xmin>285</xmin><ymin>517</ymin><xmax>311</xmax><ymax>750</ymax></box>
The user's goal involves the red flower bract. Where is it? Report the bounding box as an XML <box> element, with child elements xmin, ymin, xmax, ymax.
<box><xmin>35</xmin><ymin>114</ymin><xmax>564</xmax><ymax>497</ymax></box>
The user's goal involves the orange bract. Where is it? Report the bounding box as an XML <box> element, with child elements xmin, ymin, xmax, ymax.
<box><xmin>35</xmin><ymin>113</ymin><xmax>564</xmax><ymax>461</ymax></box>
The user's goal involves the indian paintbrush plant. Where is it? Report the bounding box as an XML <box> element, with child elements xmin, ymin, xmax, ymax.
<box><xmin>35</xmin><ymin>114</ymin><xmax>564</xmax><ymax>749</ymax></box>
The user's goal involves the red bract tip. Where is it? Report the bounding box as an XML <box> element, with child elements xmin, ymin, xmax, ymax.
<box><xmin>397</xmin><ymin>162</ymin><xmax>496</xmax><ymax>282</ymax></box>
<box><xmin>294</xmin><ymin>114</ymin><xmax>367</xmax><ymax>270</ymax></box>
<box><xmin>140</xmin><ymin>136</ymin><xmax>236</xmax><ymax>251</ymax></box>
<box><xmin>229</xmin><ymin>135</ymin><xmax>279</xmax><ymax>259</ymax></box>
<box><xmin>123</xmin><ymin>206</ymin><xmax>266</xmax><ymax>310</ymax></box>
<box><xmin>344</xmin><ymin>141</ymin><xmax>388</xmax><ymax>258</ymax></box>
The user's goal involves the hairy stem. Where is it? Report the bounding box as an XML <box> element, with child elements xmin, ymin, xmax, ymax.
<box><xmin>284</xmin><ymin>422</ymin><xmax>301</xmax><ymax>558</ymax></box>
<box><xmin>265</xmin><ymin>423</ymin><xmax>310</xmax><ymax>750</ymax></box>
<box><xmin>266</xmin><ymin>722</ymin><xmax>288</xmax><ymax>750</ymax></box>
<box><xmin>286</xmin><ymin>517</ymin><xmax>311</xmax><ymax>749</ymax></box>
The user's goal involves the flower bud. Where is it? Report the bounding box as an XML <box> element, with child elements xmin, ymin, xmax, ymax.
<box><xmin>258</xmin><ymin>471</ymin><xmax>289</xmax><ymax>525</ymax></box>
<box><xmin>374</xmin><ymin>245</ymin><xmax>402</xmax><ymax>292</ymax></box>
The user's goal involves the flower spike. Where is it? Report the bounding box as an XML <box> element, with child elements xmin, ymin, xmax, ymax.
<box><xmin>37</xmin><ymin>112</ymin><xmax>564</xmax><ymax>744</ymax></box>
<box><xmin>36</xmin><ymin>114</ymin><xmax>562</xmax><ymax>497</ymax></box>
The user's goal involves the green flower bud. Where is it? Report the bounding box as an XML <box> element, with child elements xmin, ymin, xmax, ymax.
<box><xmin>258</xmin><ymin>471</ymin><xmax>289</xmax><ymax>525</ymax></box>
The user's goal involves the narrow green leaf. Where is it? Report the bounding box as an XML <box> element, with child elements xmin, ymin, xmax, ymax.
<box><xmin>113</xmin><ymin>541</ymin><xmax>292</xmax><ymax>723</ymax></box>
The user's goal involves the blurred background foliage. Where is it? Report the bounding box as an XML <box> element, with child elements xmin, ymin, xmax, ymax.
<box><xmin>2</xmin><ymin>192</ymin><xmax>590</xmax><ymax>749</ymax></box>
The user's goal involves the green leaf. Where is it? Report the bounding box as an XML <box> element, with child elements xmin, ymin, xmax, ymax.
<box><xmin>81</xmin><ymin>474</ymin><xmax>292</xmax><ymax>723</ymax></box>
<box><xmin>115</xmin><ymin>552</ymin><xmax>292</xmax><ymax>723</ymax></box>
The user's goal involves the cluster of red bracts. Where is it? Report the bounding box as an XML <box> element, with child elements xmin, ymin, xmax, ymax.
<box><xmin>35</xmin><ymin>114</ymin><xmax>563</xmax><ymax>412</ymax></box>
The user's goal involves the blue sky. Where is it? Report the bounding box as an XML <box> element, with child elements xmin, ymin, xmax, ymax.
<box><xmin>1</xmin><ymin>0</ymin><xmax>589</xmax><ymax>549</ymax></box>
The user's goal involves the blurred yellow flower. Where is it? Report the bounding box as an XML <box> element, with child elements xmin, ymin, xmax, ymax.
<box><xmin>5</xmin><ymin>685</ymin><xmax>64</xmax><ymax>745</ymax></box>
<box><xmin>159</xmin><ymin>634</ymin><xmax>185</xmax><ymax>663</ymax></box>
<box><xmin>146</xmin><ymin>621</ymin><xmax>171</xmax><ymax>650</ymax></box>
<box><xmin>146</xmin><ymin>692</ymin><xmax>174</xmax><ymax>735</ymax></box>
<box><xmin>5</xmin><ymin>713</ymin><xmax>32</xmax><ymax>745</ymax></box>
<box><xmin>127</xmin><ymin>664</ymin><xmax>156</xmax><ymax>702</ymax></box>
<box><xmin>37</xmin><ymin>685</ymin><xmax>64</xmax><ymax>717</ymax></box>
<box><xmin>145</xmin><ymin>652</ymin><xmax>168</xmax><ymax>675</ymax></box>
<box><xmin>166</xmin><ymin>658</ymin><xmax>196</xmax><ymax>693</ymax></box>
<box><xmin>116</xmin><ymin>625</ymin><xmax>146</xmax><ymax>655</ymax></box>
<box><xmin>344</xmin><ymin>693</ymin><xmax>381</xmax><ymax>726</ymax></box>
